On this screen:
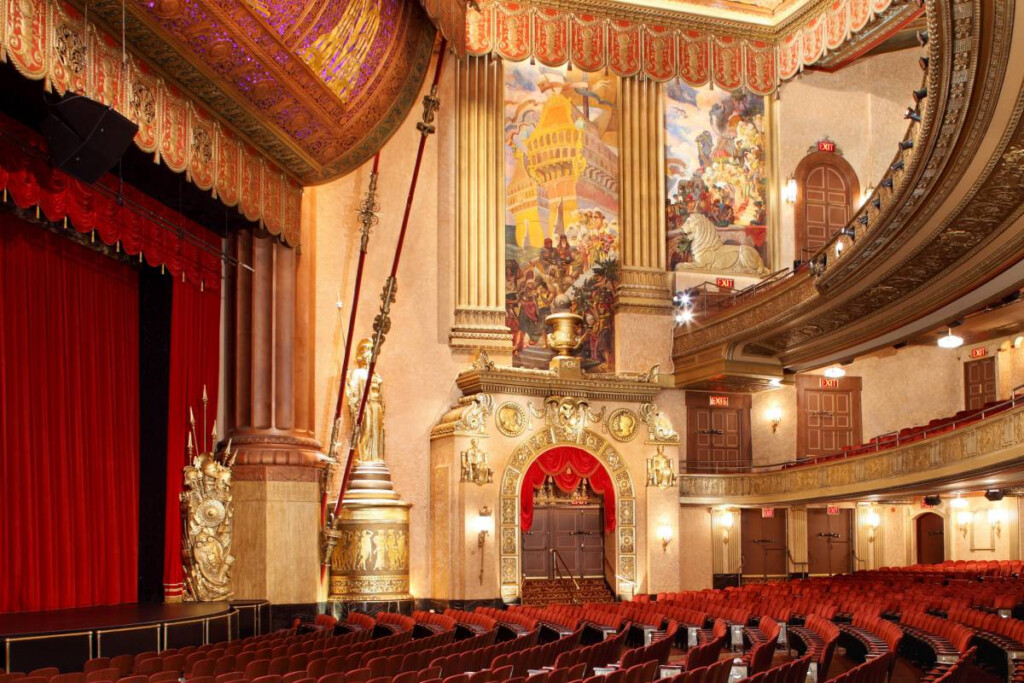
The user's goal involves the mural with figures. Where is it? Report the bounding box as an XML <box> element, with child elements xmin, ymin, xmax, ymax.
<box><xmin>504</xmin><ymin>63</ymin><xmax>620</xmax><ymax>372</ymax></box>
<box><xmin>665</xmin><ymin>84</ymin><xmax>770</xmax><ymax>276</ymax></box>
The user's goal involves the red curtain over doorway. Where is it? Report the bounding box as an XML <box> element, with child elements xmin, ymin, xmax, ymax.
<box><xmin>520</xmin><ymin>447</ymin><xmax>616</xmax><ymax>533</ymax></box>
<box><xmin>0</xmin><ymin>214</ymin><xmax>139</xmax><ymax>612</ymax></box>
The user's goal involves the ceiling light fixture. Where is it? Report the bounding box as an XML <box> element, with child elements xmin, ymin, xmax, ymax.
<box><xmin>937</xmin><ymin>328</ymin><xmax>964</xmax><ymax>349</ymax></box>
<box><xmin>823</xmin><ymin>366</ymin><xmax>846</xmax><ymax>379</ymax></box>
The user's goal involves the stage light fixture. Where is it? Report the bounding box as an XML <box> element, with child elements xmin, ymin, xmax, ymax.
<box><xmin>871</xmin><ymin>196</ymin><xmax>881</xmax><ymax>210</ymax></box>
<box><xmin>923</xmin><ymin>495</ymin><xmax>941</xmax><ymax>507</ymax></box>
<box><xmin>919</xmin><ymin>57</ymin><xmax>929</xmax><ymax>71</ymax></box>
<box><xmin>917</xmin><ymin>30</ymin><xmax>929</xmax><ymax>46</ymax></box>
<box><xmin>890</xmin><ymin>160</ymin><xmax>905</xmax><ymax>173</ymax></box>
<box><xmin>904</xmin><ymin>107</ymin><xmax>922</xmax><ymax>123</ymax></box>
<box><xmin>880</xmin><ymin>178</ymin><xmax>894</xmax><ymax>190</ymax></box>
<box><xmin>985</xmin><ymin>489</ymin><xmax>1005</xmax><ymax>502</ymax></box>
<box><xmin>899</xmin><ymin>139</ymin><xmax>915</xmax><ymax>151</ymax></box>
<box><xmin>672</xmin><ymin>291</ymin><xmax>691</xmax><ymax>307</ymax></box>
<box><xmin>912</xmin><ymin>88</ymin><xmax>928</xmax><ymax>104</ymax></box>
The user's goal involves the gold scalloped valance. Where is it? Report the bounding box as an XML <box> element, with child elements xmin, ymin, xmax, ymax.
<box><xmin>464</xmin><ymin>0</ymin><xmax>908</xmax><ymax>93</ymax></box>
<box><xmin>0</xmin><ymin>0</ymin><xmax>302</xmax><ymax>244</ymax></box>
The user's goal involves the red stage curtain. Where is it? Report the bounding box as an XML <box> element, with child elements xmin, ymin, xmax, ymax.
<box><xmin>0</xmin><ymin>214</ymin><xmax>139</xmax><ymax>612</ymax></box>
<box><xmin>162</xmin><ymin>279</ymin><xmax>221</xmax><ymax>601</ymax></box>
<box><xmin>520</xmin><ymin>447</ymin><xmax>616</xmax><ymax>533</ymax></box>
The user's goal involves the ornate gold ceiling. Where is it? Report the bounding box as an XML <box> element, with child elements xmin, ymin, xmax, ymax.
<box><xmin>85</xmin><ymin>0</ymin><xmax>438</xmax><ymax>183</ymax></box>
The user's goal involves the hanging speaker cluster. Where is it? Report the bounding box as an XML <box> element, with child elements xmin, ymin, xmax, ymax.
<box><xmin>42</xmin><ymin>93</ymin><xmax>138</xmax><ymax>184</ymax></box>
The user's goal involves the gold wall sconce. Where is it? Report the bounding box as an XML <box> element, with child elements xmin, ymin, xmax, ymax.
<box><xmin>658</xmin><ymin>524</ymin><xmax>673</xmax><ymax>551</ymax></box>
<box><xmin>476</xmin><ymin>506</ymin><xmax>492</xmax><ymax>585</ymax></box>
<box><xmin>956</xmin><ymin>511</ymin><xmax>971</xmax><ymax>538</ymax></box>
<box><xmin>720</xmin><ymin>510</ymin><xmax>734</xmax><ymax>544</ymax></box>
<box><xmin>865</xmin><ymin>510</ymin><xmax>880</xmax><ymax>543</ymax></box>
<box><xmin>988</xmin><ymin>508</ymin><xmax>1005</xmax><ymax>538</ymax></box>
<box><xmin>783</xmin><ymin>177</ymin><xmax>797</xmax><ymax>204</ymax></box>
<box><xmin>766</xmin><ymin>407</ymin><xmax>783</xmax><ymax>434</ymax></box>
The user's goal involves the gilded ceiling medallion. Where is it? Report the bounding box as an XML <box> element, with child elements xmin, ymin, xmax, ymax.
<box><xmin>495</xmin><ymin>402</ymin><xmax>528</xmax><ymax>437</ymax></box>
<box><xmin>607</xmin><ymin>408</ymin><xmax>640</xmax><ymax>442</ymax></box>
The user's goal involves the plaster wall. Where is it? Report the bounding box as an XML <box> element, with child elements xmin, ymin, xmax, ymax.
<box><xmin>776</xmin><ymin>49</ymin><xmax>922</xmax><ymax>269</ymax></box>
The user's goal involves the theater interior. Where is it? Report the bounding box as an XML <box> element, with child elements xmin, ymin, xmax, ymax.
<box><xmin>4</xmin><ymin>0</ymin><xmax>1024</xmax><ymax>681</ymax></box>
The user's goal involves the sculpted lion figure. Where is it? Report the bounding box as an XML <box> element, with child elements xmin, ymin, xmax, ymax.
<box><xmin>675</xmin><ymin>213</ymin><xmax>770</xmax><ymax>276</ymax></box>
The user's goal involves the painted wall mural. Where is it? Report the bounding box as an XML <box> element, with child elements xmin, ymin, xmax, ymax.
<box><xmin>665</xmin><ymin>84</ymin><xmax>770</xmax><ymax>275</ymax></box>
<box><xmin>504</xmin><ymin>63</ymin><xmax>620</xmax><ymax>372</ymax></box>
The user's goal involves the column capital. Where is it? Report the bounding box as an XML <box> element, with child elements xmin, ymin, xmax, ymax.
<box><xmin>616</xmin><ymin>266</ymin><xmax>673</xmax><ymax>316</ymax></box>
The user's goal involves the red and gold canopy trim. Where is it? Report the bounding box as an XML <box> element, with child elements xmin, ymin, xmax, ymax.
<box><xmin>467</xmin><ymin>0</ymin><xmax>899</xmax><ymax>93</ymax></box>
<box><xmin>0</xmin><ymin>0</ymin><xmax>302</xmax><ymax>244</ymax></box>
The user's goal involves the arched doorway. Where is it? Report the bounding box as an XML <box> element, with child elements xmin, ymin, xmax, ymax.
<box><xmin>500</xmin><ymin>429</ymin><xmax>636</xmax><ymax>602</ymax></box>
<box><xmin>916</xmin><ymin>512</ymin><xmax>945</xmax><ymax>564</ymax></box>
<box><xmin>794</xmin><ymin>151</ymin><xmax>860</xmax><ymax>261</ymax></box>
<box><xmin>520</xmin><ymin>447</ymin><xmax>613</xmax><ymax>579</ymax></box>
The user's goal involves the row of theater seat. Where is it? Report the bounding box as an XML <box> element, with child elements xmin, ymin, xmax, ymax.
<box><xmin>825</xmin><ymin>651</ymin><xmax>893</xmax><ymax>683</ymax></box>
<box><xmin>783</xmin><ymin>396</ymin><xmax>1019</xmax><ymax>469</ymax></box>
<box><xmin>739</xmin><ymin>655</ymin><xmax>810</xmax><ymax>683</ymax></box>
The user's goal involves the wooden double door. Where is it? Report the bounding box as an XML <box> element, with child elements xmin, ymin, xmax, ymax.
<box><xmin>797</xmin><ymin>376</ymin><xmax>862</xmax><ymax>459</ymax></box>
<box><xmin>522</xmin><ymin>506</ymin><xmax>604</xmax><ymax>579</ymax></box>
<box><xmin>741</xmin><ymin>508</ymin><xmax>788</xmax><ymax>578</ymax></box>
<box><xmin>685</xmin><ymin>392</ymin><xmax>752</xmax><ymax>471</ymax></box>
<box><xmin>964</xmin><ymin>358</ymin><xmax>996</xmax><ymax>411</ymax></box>
<box><xmin>807</xmin><ymin>508</ymin><xmax>853</xmax><ymax>576</ymax></box>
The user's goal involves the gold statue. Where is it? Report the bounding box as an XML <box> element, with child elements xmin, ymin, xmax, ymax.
<box><xmin>460</xmin><ymin>438</ymin><xmax>494</xmax><ymax>486</ymax></box>
<box><xmin>346</xmin><ymin>338</ymin><xmax>385</xmax><ymax>463</ymax></box>
<box><xmin>647</xmin><ymin>445</ymin><xmax>678</xmax><ymax>489</ymax></box>
<box><xmin>181</xmin><ymin>431</ymin><xmax>235</xmax><ymax>602</ymax></box>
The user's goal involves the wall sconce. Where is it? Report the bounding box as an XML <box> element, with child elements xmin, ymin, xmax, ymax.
<box><xmin>988</xmin><ymin>508</ymin><xmax>1005</xmax><ymax>537</ymax></box>
<box><xmin>957</xmin><ymin>511</ymin><xmax>971</xmax><ymax>538</ymax></box>
<box><xmin>766</xmin><ymin>407</ymin><xmax>783</xmax><ymax>433</ymax></box>
<box><xmin>476</xmin><ymin>506</ymin><xmax>492</xmax><ymax>585</ymax></box>
<box><xmin>865</xmin><ymin>510</ymin><xmax>880</xmax><ymax>543</ymax></box>
<box><xmin>783</xmin><ymin>177</ymin><xmax>797</xmax><ymax>204</ymax></box>
<box><xmin>658</xmin><ymin>524</ymin><xmax>674</xmax><ymax>551</ymax></box>
<box><xmin>720</xmin><ymin>510</ymin><xmax>734</xmax><ymax>544</ymax></box>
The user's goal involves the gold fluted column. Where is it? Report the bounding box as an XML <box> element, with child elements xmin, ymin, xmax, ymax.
<box><xmin>449</xmin><ymin>55</ymin><xmax>513</xmax><ymax>360</ymax></box>
<box><xmin>615</xmin><ymin>77</ymin><xmax>674</xmax><ymax>371</ymax></box>
<box><xmin>224</xmin><ymin>225</ymin><xmax>323</xmax><ymax>605</ymax></box>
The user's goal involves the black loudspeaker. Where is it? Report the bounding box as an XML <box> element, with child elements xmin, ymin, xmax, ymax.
<box><xmin>42</xmin><ymin>94</ymin><xmax>139</xmax><ymax>184</ymax></box>
<box><xmin>923</xmin><ymin>495</ymin><xmax>942</xmax><ymax>507</ymax></box>
<box><xmin>985</xmin><ymin>490</ymin><xmax>1005</xmax><ymax>502</ymax></box>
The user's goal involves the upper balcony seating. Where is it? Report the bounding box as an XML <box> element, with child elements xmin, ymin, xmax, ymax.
<box><xmin>782</xmin><ymin>396</ymin><xmax>1021</xmax><ymax>470</ymax></box>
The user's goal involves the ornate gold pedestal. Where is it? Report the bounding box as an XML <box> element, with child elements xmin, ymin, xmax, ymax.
<box><xmin>326</xmin><ymin>460</ymin><xmax>412</xmax><ymax>600</ymax></box>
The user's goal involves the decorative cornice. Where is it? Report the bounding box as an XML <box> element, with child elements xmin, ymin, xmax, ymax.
<box><xmin>455</xmin><ymin>365</ymin><xmax>671</xmax><ymax>402</ymax></box>
<box><xmin>679</xmin><ymin>404</ymin><xmax>1024</xmax><ymax>505</ymax></box>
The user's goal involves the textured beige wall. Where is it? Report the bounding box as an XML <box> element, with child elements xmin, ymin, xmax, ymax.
<box><xmin>751</xmin><ymin>385</ymin><xmax>796</xmax><ymax>467</ymax></box>
<box><xmin>776</xmin><ymin>49</ymin><xmax>921</xmax><ymax>268</ymax></box>
<box><xmin>311</xmin><ymin>54</ymin><xmax>462</xmax><ymax>599</ymax></box>
<box><xmin>678</xmin><ymin>506</ymin><xmax>714</xmax><ymax>590</ymax></box>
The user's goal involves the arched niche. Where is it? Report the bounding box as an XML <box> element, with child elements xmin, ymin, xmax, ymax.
<box><xmin>794</xmin><ymin>151</ymin><xmax>860</xmax><ymax>261</ymax></box>
<box><xmin>498</xmin><ymin>428</ymin><xmax>636</xmax><ymax>601</ymax></box>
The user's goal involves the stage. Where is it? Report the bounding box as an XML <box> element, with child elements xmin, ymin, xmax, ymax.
<box><xmin>1</xmin><ymin>600</ymin><xmax>270</xmax><ymax>673</ymax></box>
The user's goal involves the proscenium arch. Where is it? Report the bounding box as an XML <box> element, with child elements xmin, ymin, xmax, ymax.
<box><xmin>499</xmin><ymin>428</ymin><xmax>636</xmax><ymax>602</ymax></box>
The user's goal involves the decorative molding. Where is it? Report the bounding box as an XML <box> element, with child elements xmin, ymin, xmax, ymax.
<box><xmin>466</xmin><ymin>0</ymin><xmax>907</xmax><ymax>94</ymax></box>
<box><xmin>1</xmin><ymin>0</ymin><xmax>304</xmax><ymax>242</ymax></box>
<box><xmin>616</xmin><ymin>267</ymin><xmax>673</xmax><ymax>316</ymax></box>
<box><xmin>679</xmin><ymin>405</ymin><xmax>1024</xmax><ymax>505</ymax></box>
<box><xmin>453</xmin><ymin>364</ymin><xmax>670</xmax><ymax>403</ymax></box>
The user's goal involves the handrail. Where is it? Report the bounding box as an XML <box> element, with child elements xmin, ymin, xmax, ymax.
<box><xmin>550</xmin><ymin>548</ymin><xmax>581</xmax><ymax>604</ymax></box>
<box><xmin>787</xmin><ymin>549</ymin><xmax>809</xmax><ymax>580</ymax></box>
<box><xmin>602</xmin><ymin>555</ymin><xmax>616</xmax><ymax>597</ymax></box>
<box><xmin>685</xmin><ymin>268</ymin><xmax>792</xmax><ymax>318</ymax></box>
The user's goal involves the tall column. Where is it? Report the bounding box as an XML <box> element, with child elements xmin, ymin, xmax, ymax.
<box><xmin>225</xmin><ymin>226</ymin><xmax>323</xmax><ymax>607</ymax></box>
<box><xmin>615</xmin><ymin>77</ymin><xmax>674</xmax><ymax>372</ymax></box>
<box><xmin>449</xmin><ymin>55</ymin><xmax>513</xmax><ymax>361</ymax></box>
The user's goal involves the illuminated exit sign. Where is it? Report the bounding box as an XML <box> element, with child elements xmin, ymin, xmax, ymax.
<box><xmin>710</xmin><ymin>395</ymin><xmax>730</xmax><ymax>407</ymax></box>
<box><xmin>826</xmin><ymin>505</ymin><xmax>840</xmax><ymax>516</ymax></box>
<box><xmin>762</xmin><ymin>507</ymin><xmax>775</xmax><ymax>518</ymax></box>
<box><xmin>716</xmin><ymin>277</ymin><xmax>735</xmax><ymax>289</ymax></box>
<box><xmin>819</xmin><ymin>378</ymin><xmax>839</xmax><ymax>389</ymax></box>
<box><xmin>818</xmin><ymin>140</ymin><xmax>837</xmax><ymax>153</ymax></box>
<box><xmin>970</xmin><ymin>346</ymin><xmax>987</xmax><ymax>359</ymax></box>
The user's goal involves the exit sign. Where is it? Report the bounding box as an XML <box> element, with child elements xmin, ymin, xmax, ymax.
<box><xmin>710</xmin><ymin>395</ymin><xmax>730</xmax><ymax>407</ymax></box>
<box><xmin>762</xmin><ymin>507</ymin><xmax>775</xmax><ymax>518</ymax></box>
<box><xmin>819</xmin><ymin>378</ymin><xmax>839</xmax><ymax>389</ymax></box>
<box><xmin>716</xmin><ymin>277</ymin><xmax>735</xmax><ymax>289</ymax></box>
<box><xmin>818</xmin><ymin>140</ymin><xmax>836</xmax><ymax>153</ymax></box>
<box><xmin>826</xmin><ymin>505</ymin><xmax>840</xmax><ymax>516</ymax></box>
<box><xmin>970</xmin><ymin>346</ymin><xmax>987</xmax><ymax>358</ymax></box>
